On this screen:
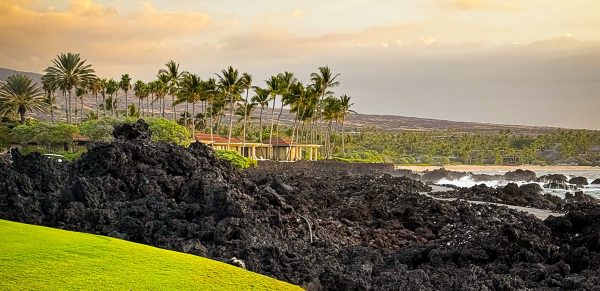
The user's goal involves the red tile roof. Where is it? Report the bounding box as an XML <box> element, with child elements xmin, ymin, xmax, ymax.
<box><xmin>195</xmin><ymin>134</ymin><xmax>241</xmax><ymax>144</ymax></box>
<box><xmin>262</xmin><ymin>137</ymin><xmax>292</xmax><ymax>146</ymax></box>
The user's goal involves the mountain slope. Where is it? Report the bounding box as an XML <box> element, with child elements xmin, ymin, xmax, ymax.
<box><xmin>0</xmin><ymin>219</ymin><xmax>301</xmax><ymax>290</ymax></box>
<box><xmin>0</xmin><ymin>67</ymin><xmax>42</xmax><ymax>83</ymax></box>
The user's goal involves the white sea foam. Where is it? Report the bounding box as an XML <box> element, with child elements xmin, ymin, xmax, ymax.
<box><xmin>436</xmin><ymin>171</ymin><xmax>600</xmax><ymax>199</ymax></box>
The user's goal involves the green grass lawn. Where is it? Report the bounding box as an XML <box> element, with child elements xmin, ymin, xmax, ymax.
<box><xmin>0</xmin><ymin>219</ymin><xmax>302</xmax><ymax>291</ymax></box>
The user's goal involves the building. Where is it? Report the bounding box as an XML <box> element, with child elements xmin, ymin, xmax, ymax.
<box><xmin>195</xmin><ymin>134</ymin><xmax>321</xmax><ymax>161</ymax></box>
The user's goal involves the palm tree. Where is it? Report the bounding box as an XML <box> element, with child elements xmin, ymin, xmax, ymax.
<box><xmin>43</xmin><ymin>52</ymin><xmax>96</xmax><ymax>123</ymax></box>
<box><xmin>133</xmin><ymin>80</ymin><xmax>146</xmax><ymax>116</ymax></box>
<box><xmin>105</xmin><ymin>79</ymin><xmax>118</xmax><ymax>116</ymax></box>
<box><xmin>203</xmin><ymin>78</ymin><xmax>218</xmax><ymax>141</ymax></box>
<box><xmin>322</xmin><ymin>96</ymin><xmax>342</xmax><ymax>158</ymax></box>
<box><xmin>251</xmin><ymin>87</ymin><xmax>270</xmax><ymax>137</ymax></box>
<box><xmin>310</xmin><ymin>66</ymin><xmax>340</xmax><ymax>144</ymax></box>
<box><xmin>89</xmin><ymin>78</ymin><xmax>102</xmax><ymax>117</ymax></box>
<box><xmin>338</xmin><ymin>94</ymin><xmax>354</xmax><ymax>154</ymax></box>
<box><xmin>176</xmin><ymin>73</ymin><xmax>203</xmax><ymax>137</ymax></box>
<box><xmin>158</xmin><ymin>60</ymin><xmax>183</xmax><ymax>121</ymax></box>
<box><xmin>241</xmin><ymin>73</ymin><xmax>252</xmax><ymax>146</ymax></box>
<box><xmin>216</xmin><ymin>66</ymin><xmax>244</xmax><ymax>149</ymax></box>
<box><xmin>41</xmin><ymin>75</ymin><xmax>57</xmax><ymax>123</ymax></box>
<box><xmin>75</xmin><ymin>86</ymin><xmax>87</xmax><ymax>124</ymax></box>
<box><xmin>120</xmin><ymin>74</ymin><xmax>132</xmax><ymax>117</ymax></box>
<box><xmin>265</xmin><ymin>75</ymin><xmax>281</xmax><ymax>158</ymax></box>
<box><xmin>99</xmin><ymin>79</ymin><xmax>107</xmax><ymax>117</ymax></box>
<box><xmin>275</xmin><ymin>72</ymin><xmax>297</xmax><ymax>158</ymax></box>
<box><xmin>0</xmin><ymin>74</ymin><xmax>48</xmax><ymax>124</ymax></box>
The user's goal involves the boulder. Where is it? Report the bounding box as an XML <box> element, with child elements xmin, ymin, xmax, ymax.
<box><xmin>569</xmin><ymin>177</ymin><xmax>589</xmax><ymax>186</ymax></box>
<box><xmin>505</xmin><ymin>169</ymin><xmax>537</xmax><ymax>182</ymax></box>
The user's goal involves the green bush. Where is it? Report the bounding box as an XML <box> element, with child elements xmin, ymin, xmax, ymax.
<box><xmin>11</xmin><ymin>123</ymin><xmax>79</xmax><ymax>146</ymax></box>
<box><xmin>147</xmin><ymin>118</ymin><xmax>191</xmax><ymax>147</ymax></box>
<box><xmin>215</xmin><ymin>150</ymin><xmax>257</xmax><ymax>169</ymax></box>
<box><xmin>80</xmin><ymin>117</ymin><xmax>128</xmax><ymax>142</ymax></box>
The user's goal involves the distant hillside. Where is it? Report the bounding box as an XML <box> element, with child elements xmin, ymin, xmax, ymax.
<box><xmin>0</xmin><ymin>67</ymin><xmax>42</xmax><ymax>83</ymax></box>
<box><xmin>0</xmin><ymin>67</ymin><xmax>562</xmax><ymax>134</ymax></box>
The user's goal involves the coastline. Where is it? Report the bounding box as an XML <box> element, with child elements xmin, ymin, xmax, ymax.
<box><xmin>396</xmin><ymin>165</ymin><xmax>600</xmax><ymax>172</ymax></box>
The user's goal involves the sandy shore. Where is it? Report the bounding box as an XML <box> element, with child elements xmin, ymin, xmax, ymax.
<box><xmin>397</xmin><ymin>165</ymin><xmax>600</xmax><ymax>172</ymax></box>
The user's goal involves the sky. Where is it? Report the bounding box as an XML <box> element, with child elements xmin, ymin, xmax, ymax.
<box><xmin>1</xmin><ymin>0</ymin><xmax>599</xmax><ymax>129</ymax></box>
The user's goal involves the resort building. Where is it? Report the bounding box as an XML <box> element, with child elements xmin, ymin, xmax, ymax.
<box><xmin>194</xmin><ymin>134</ymin><xmax>320</xmax><ymax>161</ymax></box>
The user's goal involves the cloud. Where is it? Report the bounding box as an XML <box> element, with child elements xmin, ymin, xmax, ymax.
<box><xmin>0</xmin><ymin>0</ymin><xmax>211</xmax><ymax>75</ymax></box>
<box><xmin>447</xmin><ymin>0</ymin><xmax>519</xmax><ymax>11</ymax></box>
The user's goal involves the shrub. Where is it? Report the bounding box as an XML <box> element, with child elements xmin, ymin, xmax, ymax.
<box><xmin>80</xmin><ymin>117</ymin><xmax>127</xmax><ymax>142</ymax></box>
<box><xmin>147</xmin><ymin>118</ymin><xmax>191</xmax><ymax>147</ymax></box>
<box><xmin>215</xmin><ymin>150</ymin><xmax>257</xmax><ymax>169</ymax></box>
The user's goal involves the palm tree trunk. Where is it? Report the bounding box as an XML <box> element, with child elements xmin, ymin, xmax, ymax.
<box><xmin>172</xmin><ymin>95</ymin><xmax>176</xmax><ymax>121</ymax></box>
<box><xmin>341</xmin><ymin>117</ymin><xmax>346</xmax><ymax>154</ymax></box>
<box><xmin>242</xmin><ymin>88</ymin><xmax>249</xmax><ymax>147</ymax></box>
<box><xmin>138</xmin><ymin>97</ymin><xmax>141</xmax><ymax>117</ymax></box>
<box><xmin>209</xmin><ymin>102</ymin><xmax>214</xmax><ymax>142</ymax></box>
<box><xmin>185</xmin><ymin>102</ymin><xmax>189</xmax><ymax>126</ymax></box>
<box><xmin>275</xmin><ymin>104</ymin><xmax>285</xmax><ymax>156</ymax></box>
<box><xmin>191</xmin><ymin>101</ymin><xmax>196</xmax><ymax>138</ymax></box>
<box><xmin>268</xmin><ymin>97</ymin><xmax>277</xmax><ymax>159</ymax></box>
<box><xmin>19</xmin><ymin>108</ymin><xmax>25</xmax><ymax>124</ymax></box>
<box><xmin>95</xmin><ymin>93</ymin><xmax>99</xmax><ymax>117</ymax></box>
<box><xmin>125</xmin><ymin>91</ymin><xmax>128</xmax><ymax>118</ymax></box>
<box><xmin>258</xmin><ymin>106</ymin><xmax>264</xmax><ymax>138</ymax></box>
<box><xmin>80</xmin><ymin>97</ymin><xmax>83</xmax><ymax>124</ymax></box>
<box><xmin>227</xmin><ymin>95</ymin><xmax>234</xmax><ymax>149</ymax></box>
<box><xmin>67</xmin><ymin>90</ymin><xmax>72</xmax><ymax>124</ymax></box>
<box><xmin>162</xmin><ymin>96</ymin><xmax>165</xmax><ymax>118</ymax></box>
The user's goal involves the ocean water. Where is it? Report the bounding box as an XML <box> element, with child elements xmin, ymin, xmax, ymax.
<box><xmin>437</xmin><ymin>170</ymin><xmax>600</xmax><ymax>199</ymax></box>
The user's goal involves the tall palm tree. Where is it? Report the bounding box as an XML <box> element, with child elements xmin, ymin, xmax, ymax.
<box><xmin>120</xmin><ymin>74</ymin><xmax>132</xmax><ymax>117</ymax></box>
<box><xmin>241</xmin><ymin>73</ymin><xmax>252</xmax><ymax>146</ymax></box>
<box><xmin>41</xmin><ymin>75</ymin><xmax>57</xmax><ymax>123</ymax></box>
<box><xmin>156</xmin><ymin>74</ymin><xmax>170</xmax><ymax>117</ymax></box>
<box><xmin>251</xmin><ymin>87</ymin><xmax>270</xmax><ymax>137</ymax></box>
<box><xmin>133</xmin><ymin>80</ymin><xmax>146</xmax><ymax>116</ymax></box>
<box><xmin>338</xmin><ymin>94</ymin><xmax>354</xmax><ymax>154</ymax></box>
<box><xmin>89</xmin><ymin>77</ymin><xmax>102</xmax><ymax>117</ymax></box>
<box><xmin>310</xmin><ymin>66</ymin><xmax>340</xmax><ymax>144</ymax></box>
<box><xmin>158</xmin><ymin>60</ymin><xmax>183</xmax><ymax>121</ymax></box>
<box><xmin>43</xmin><ymin>52</ymin><xmax>96</xmax><ymax>123</ymax></box>
<box><xmin>75</xmin><ymin>86</ymin><xmax>87</xmax><ymax>124</ymax></box>
<box><xmin>203</xmin><ymin>78</ymin><xmax>218</xmax><ymax>141</ymax></box>
<box><xmin>0</xmin><ymin>74</ymin><xmax>48</xmax><ymax>124</ymax></box>
<box><xmin>322</xmin><ymin>96</ymin><xmax>342</xmax><ymax>159</ymax></box>
<box><xmin>105</xmin><ymin>79</ymin><xmax>118</xmax><ymax>116</ymax></box>
<box><xmin>176</xmin><ymin>73</ymin><xmax>203</xmax><ymax>137</ymax></box>
<box><xmin>235</xmin><ymin>101</ymin><xmax>256</xmax><ymax>124</ymax></box>
<box><xmin>99</xmin><ymin>78</ymin><xmax>107</xmax><ymax>117</ymax></box>
<box><xmin>216</xmin><ymin>66</ymin><xmax>244</xmax><ymax>148</ymax></box>
<box><xmin>265</xmin><ymin>75</ymin><xmax>281</xmax><ymax>158</ymax></box>
<box><xmin>275</xmin><ymin>72</ymin><xmax>297</xmax><ymax>158</ymax></box>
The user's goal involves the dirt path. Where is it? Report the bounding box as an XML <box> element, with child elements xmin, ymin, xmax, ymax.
<box><xmin>421</xmin><ymin>185</ymin><xmax>564</xmax><ymax>220</ymax></box>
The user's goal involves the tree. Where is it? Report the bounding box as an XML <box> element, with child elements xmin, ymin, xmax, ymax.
<box><xmin>241</xmin><ymin>73</ymin><xmax>252</xmax><ymax>146</ymax></box>
<box><xmin>265</xmin><ymin>75</ymin><xmax>281</xmax><ymax>158</ymax></box>
<box><xmin>310</xmin><ymin>66</ymin><xmax>340</xmax><ymax>144</ymax></box>
<box><xmin>133</xmin><ymin>80</ymin><xmax>147</xmax><ymax>116</ymax></box>
<box><xmin>104</xmin><ymin>79</ymin><xmax>118</xmax><ymax>116</ymax></box>
<box><xmin>338</xmin><ymin>94</ymin><xmax>354</xmax><ymax>153</ymax></box>
<box><xmin>89</xmin><ymin>77</ymin><xmax>102</xmax><ymax>117</ymax></box>
<box><xmin>120</xmin><ymin>74</ymin><xmax>132</xmax><ymax>117</ymax></box>
<box><xmin>322</xmin><ymin>96</ymin><xmax>342</xmax><ymax>158</ymax></box>
<box><xmin>75</xmin><ymin>86</ymin><xmax>87</xmax><ymax>124</ymax></box>
<box><xmin>158</xmin><ymin>60</ymin><xmax>183</xmax><ymax>121</ymax></box>
<box><xmin>274</xmin><ymin>72</ymin><xmax>297</xmax><ymax>159</ymax></box>
<box><xmin>176</xmin><ymin>73</ymin><xmax>203</xmax><ymax>137</ymax></box>
<box><xmin>0</xmin><ymin>74</ymin><xmax>48</xmax><ymax>124</ymax></box>
<box><xmin>216</xmin><ymin>66</ymin><xmax>244</xmax><ymax>148</ymax></box>
<box><xmin>41</xmin><ymin>75</ymin><xmax>57</xmax><ymax>123</ymax></box>
<box><xmin>251</xmin><ymin>87</ymin><xmax>270</xmax><ymax>137</ymax></box>
<box><xmin>43</xmin><ymin>52</ymin><xmax>96</xmax><ymax>123</ymax></box>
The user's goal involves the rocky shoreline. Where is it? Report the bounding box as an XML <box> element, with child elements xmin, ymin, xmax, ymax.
<box><xmin>2</xmin><ymin>120</ymin><xmax>600</xmax><ymax>290</ymax></box>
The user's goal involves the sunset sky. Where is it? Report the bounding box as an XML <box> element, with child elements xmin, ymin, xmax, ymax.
<box><xmin>1</xmin><ymin>0</ymin><xmax>599</xmax><ymax>129</ymax></box>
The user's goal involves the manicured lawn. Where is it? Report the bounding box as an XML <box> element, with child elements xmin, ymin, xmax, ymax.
<box><xmin>0</xmin><ymin>219</ymin><xmax>301</xmax><ymax>290</ymax></box>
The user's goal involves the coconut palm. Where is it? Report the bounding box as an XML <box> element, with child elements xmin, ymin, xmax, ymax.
<box><xmin>0</xmin><ymin>74</ymin><xmax>48</xmax><ymax>123</ymax></box>
<box><xmin>251</xmin><ymin>87</ymin><xmax>270</xmax><ymax>136</ymax></box>
<box><xmin>275</xmin><ymin>72</ymin><xmax>297</xmax><ymax>157</ymax></box>
<box><xmin>322</xmin><ymin>96</ymin><xmax>342</xmax><ymax>158</ymax></box>
<box><xmin>310</xmin><ymin>66</ymin><xmax>340</xmax><ymax>144</ymax></box>
<box><xmin>89</xmin><ymin>78</ymin><xmax>103</xmax><ymax>117</ymax></box>
<box><xmin>75</xmin><ymin>86</ymin><xmax>87</xmax><ymax>124</ymax></box>
<box><xmin>41</xmin><ymin>75</ymin><xmax>57</xmax><ymax>123</ymax></box>
<box><xmin>265</xmin><ymin>75</ymin><xmax>281</xmax><ymax>158</ymax></box>
<box><xmin>156</xmin><ymin>74</ymin><xmax>170</xmax><ymax>117</ymax></box>
<box><xmin>104</xmin><ymin>79</ymin><xmax>118</xmax><ymax>116</ymax></box>
<box><xmin>176</xmin><ymin>73</ymin><xmax>203</xmax><ymax>136</ymax></box>
<box><xmin>120</xmin><ymin>74</ymin><xmax>132</xmax><ymax>117</ymax></box>
<box><xmin>216</xmin><ymin>66</ymin><xmax>245</xmax><ymax>148</ymax></box>
<box><xmin>235</xmin><ymin>101</ymin><xmax>256</xmax><ymax>123</ymax></box>
<box><xmin>43</xmin><ymin>52</ymin><xmax>96</xmax><ymax>123</ymax></box>
<box><xmin>241</xmin><ymin>73</ymin><xmax>252</xmax><ymax>145</ymax></box>
<box><xmin>133</xmin><ymin>80</ymin><xmax>146</xmax><ymax>116</ymax></box>
<box><xmin>338</xmin><ymin>94</ymin><xmax>354</xmax><ymax>153</ymax></box>
<box><xmin>158</xmin><ymin>60</ymin><xmax>183</xmax><ymax>120</ymax></box>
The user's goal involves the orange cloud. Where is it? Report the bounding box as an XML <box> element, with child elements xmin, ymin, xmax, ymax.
<box><xmin>0</xmin><ymin>0</ymin><xmax>211</xmax><ymax>76</ymax></box>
